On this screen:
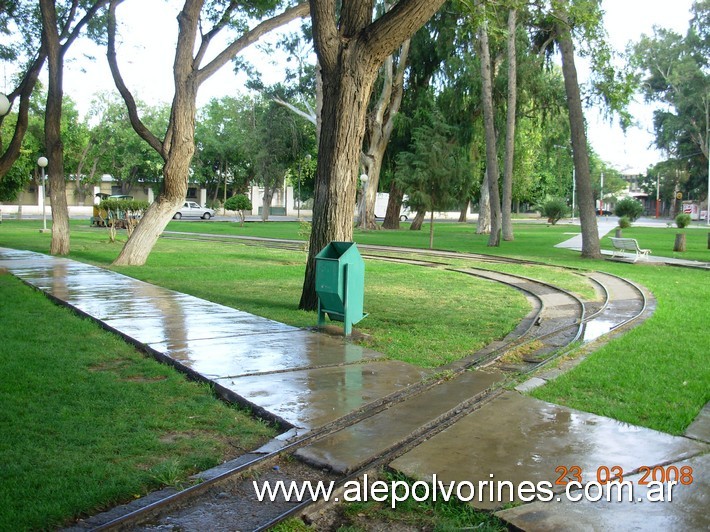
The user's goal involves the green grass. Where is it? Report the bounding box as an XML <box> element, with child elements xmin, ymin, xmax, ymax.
<box><xmin>334</xmin><ymin>469</ymin><xmax>506</xmax><ymax>531</ymax></box>
<box><xmin>0</xmin><ymin>216</ymin><xmax>710</xmax><ymax>528</ymax></box>
<box><xmin>0</xmin><ymin>221</ymin><xmax>530</xmax><ymax>367</ymax></box>
<box><xmin>0</xmin><ymin>274</ymin><xmax>275</xmax><ymax>530</ymax></box>
<box><xmin>601</xmin><ymin>225</ymin><xmax>709</xmax><ymax>262</ymax></box>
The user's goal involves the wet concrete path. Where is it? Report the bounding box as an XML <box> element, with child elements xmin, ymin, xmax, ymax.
<box><xmin>0</xmin><ymin>247</ymin><xmax>429</xmax><ymax>431</ymax></box>
<box><xmin>1</xmin><ymin>246</ymin><xmax>706</xmax><ymax>530</ymax></box>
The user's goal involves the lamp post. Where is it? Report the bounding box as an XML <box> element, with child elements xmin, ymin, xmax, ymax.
<box><xmin>571</xmin><ymin>168</ymin><xmax>576</xmax><ymax>224</ymax></box>
<box><xmin>359</xmin><ymin>173</ymin><xmax>368</xmax><ymax>229</ymax></box>
<box><xmin>298</xmin><ymin>154</ymin><xmax>311</xmax><ymax>220</ymax></box>
<box><xmin>656</xmin><ymin>172</ymin><xmax>661</xmax><ymax>218</ymax></box>
<box><xmin>553</xmin><ymin>145</ymin><xmax>575</xmax><ymax>223</ymax></box>
<box><xmin>599</xmin><ymin>172</ymin><xmax>604</xmax><ymax>215</ymax></box>
<box><xmin>0</xmin><ymin>93</ymin><xmax>10</xmax><ymax>116</ymax></box>
<box><xmin>38</xmin><ymin>156</ymin><xmax>48</xmax><ymax>233</ymax></box>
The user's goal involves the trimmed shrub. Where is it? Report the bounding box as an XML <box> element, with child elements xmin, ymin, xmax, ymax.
<box><xmin>618</xmin><ymin>216</ymin><xmax>631</xmax><ymax>229</ymax></box>
<box><xmin>538</xmin><ymin>197</ymin><xmax>568</xmax><ymax>225</ymax></box>
<box><xmin>675</xmin><ymin>213</ymin><xmax>691</xmax><ymax>229</ymax></box>
<box><xmin>614</xmin><ymin>198</ymin><xmax>643</xmax><ymax>221</ymax></box>
<box><xmin>224</xmin><ymin>194</ymin><xmax>252</xmax><ymax>226</ymax></box>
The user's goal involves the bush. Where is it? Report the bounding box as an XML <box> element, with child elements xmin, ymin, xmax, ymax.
<box><xmin>224</xmin><ymin>194</ymin><xmax>252</xmax><ymax>226</ymax></box>
<box><xmin>614</xmin><ymin>198</ymin><xmax>643</xmax><ymax>221</ymax></box>
<box><xmin>618</xmin><ymin>216</ymin><xmax>631</xmax><ymax>229</ymax></box>
<box><xmin>675</xmin><ymin>213</ymin><xmax>691</xmax><ymax>229</ymax></box>
<box><xmin>538</xmin><ymin>198</ymin><xmax>568</xmax><ymax>225</ymax></box>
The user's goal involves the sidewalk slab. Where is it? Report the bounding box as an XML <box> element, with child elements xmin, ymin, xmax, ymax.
<box><xmin>390</xmin><ymin>392</ymin><xmax>708</xmax><ymax>510</ymax></box>
<box><xmin>145</xmin><ymin>330</ymin><xmax>384</xmax><ymax>378</ymax></box>
<box><xmin>295</xmin><ymin>368</ymin><xmax>505</xmax><ymax>473</ymax></box>
<box><xmin>496</xmin><ymin>453</ymin><xmax>709</xmax><ymax>531</ymax></box>
<box><xmin>685</xmin><ymin>402</ymin><xmax>710</xmax><ymax>443</ymax></box>
<box><xmin>0</xmin><ymin>247</ymin><xmax>427</xmax><ymax>433</ymax></box>
<box><xmin>215</xmin><ymin>361</ymin><xmax>430</xmax><ymax>429</ymax></box>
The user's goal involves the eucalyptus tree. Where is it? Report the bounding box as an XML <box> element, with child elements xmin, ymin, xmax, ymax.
<box><xmin>107</xmin><ymin>0</ymin><xmax>310</xmax><ymax>266</ymax></box>
<box><xmin>531</xmin><ymin>0</ymin><xmax>634</xmax><ymax>258</ymax></box>
<box><xmin>476</xmin><ymin>2</ymin><xmax>503</xmax><ymax>246</ymax></box>
<box><xmin>249</xmin><ymin>98</ymin><xmax>301</xmax><ymax>221</ymax></box>
<box><xmin>299</xmin><ymin>0</ymin><xmax>449</xmax><ymax>310</ymax></box>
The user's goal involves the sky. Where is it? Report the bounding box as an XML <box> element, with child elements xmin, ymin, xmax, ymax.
<box><xmin>18</xmin><ymin>0</ymin><xmax>697</xmax><ymax>174</ymax></box>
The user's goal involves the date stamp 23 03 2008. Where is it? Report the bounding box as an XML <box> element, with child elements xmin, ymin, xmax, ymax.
<box><xmin>553</xmin><ymin>464</ymin><xmax>694</xmax><ymax>503</ymax></box>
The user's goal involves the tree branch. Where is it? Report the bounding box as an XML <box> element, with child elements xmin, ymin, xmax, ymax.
<box><xmin>273</xmin><ymin>96</ymin><xmax>317</xmax><ymax>125</ymax></box>
<box><xmin>361</xmin><ymin>0</ymin><xmax>446</xmax><ymax>64</ymax></box>
<box><xmin>309</xmin><ymin>0</ymin><xmax>338</xmax><ymax>73</ymax></box>
<box><xmin>0</xmin><ymin>45</ymin><xmax>48</xmax><ymax>178</ymax></box>
<box><xmin>193</xmin><ymin>0</ymin><xmax>240</xmax><ymax>69</ymax></box>
<box><xmin>195</xmin><ymin>2</ymin><xmax>309</xmax><ymax>85</ymax></box>
<box><xmin>106</xmin><ymin>0</ymin><xmax>165</xmax><ymax>157</ymax></box>
<box><xmin>61</xmin><ymin>0</ymin><xmax>111</xmax><ymax>55</ymax></box>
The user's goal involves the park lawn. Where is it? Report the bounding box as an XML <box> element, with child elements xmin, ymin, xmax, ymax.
<box><xmin>0</xmin><ymin>273</ymin><xmax>275</xmax><ymax>530</ymax></box>
<box><xmin>0</xmin><ymin>221</ymin><xmax>531</xmax><ymax>367</ymax></box>
<box><xmin>165</xmin><ymin>218</ymin><xmax>709</xmax><ymax>262</ymax></box>
<box><xmin>1</xmin><ymin>219</ymin><xmax>708</xmax><ymax>433</ymax></box>
<box><xmin>599</xmin><ymin>225</ymin><xmax>709</xmax><ymax>262</ymax></box>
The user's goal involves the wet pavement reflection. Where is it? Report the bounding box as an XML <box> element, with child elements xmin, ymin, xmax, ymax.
<box><xmin>391</xmin><ymin>392</ymin><xmax>709</xmax><ymax>511</ymax></box>
<box><xmin>2</xmin><ymin>247</ymin><xmax>705</xmax><ymax>528</ymax></box>
<box><xmin>0</xmin><ymin>248</ymin><xmax>425</xmax><ymax>429</ymax></box>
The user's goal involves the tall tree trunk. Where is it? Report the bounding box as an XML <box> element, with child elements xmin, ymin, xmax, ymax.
<box><xmin>383</xmin><ymin>180</ymin><xmax>403</xmax><ymax>229</ymax></box>
<box><xmin>359</xmin><ymin>37</ymin><xmax>410</xmax><ymax>230</ymax></box>
<box><xmin>40</xmin><ymin>0</ymin><xmax>70</xmax><ymax>255</ymax></box>
<box><xmin>299</xmin><ymin>62</ymin><xmax>378</xmax><ymax>310</ymax></box>
<box><xmin>428</xmin><ymin>210</ymin><xmax>435</xmax><ymax>248</ymax></box>
<box><xmin>458</xmin><ymin>200</ymin><xmax>469</xmax><ymax>222</ymax></box>
<box><xmin>113</xmin><ymin>137</ymin><xmax>194</xmax><ymax>266</ymax></box>
<box><xmin>557</xmin><ymin>19</ymin><xmax>600</xmax><ymax>258</ymax></box>
<box><xmin>300</xmin><ymin>0</ymin><xmax>447</xmax><ymax>310</ymax></box>
<box><xmin>262</xmin><ymin>186</ymin><xmax>273</xmax><ymax>222</ymax></box>
<box><xmin>502</xmin><ymin>8</ymin><xmax>517</xmax><ymax>241</ymax></box>
<box><xmin>410</xmin><ymin>210</ymin><xmax>426</xmax><ymax>230</ymax></box>
<box><xmin>478</xmin><ymin>18</ymin><xmax>501</xmax><ymax>246</ymax></box>
<box><xmin>477</xmin><ymin>172</ymin><xmax>491</xmax><ymax>234</ymax></box>
<box><xmin>0</xmin><ymin>47</ymin><xmax>47</xmax><ymax>179</ymax></box>
<box><xmin>107</xmin><ymin>0</ymin><xmax>308</xmax><ymax>266</ymax></box>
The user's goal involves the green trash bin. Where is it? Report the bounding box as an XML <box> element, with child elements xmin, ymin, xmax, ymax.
<box><xmin>315</xmin><ymin>241</ymin><xmax>367</xmax><ymax>336</ymax></box>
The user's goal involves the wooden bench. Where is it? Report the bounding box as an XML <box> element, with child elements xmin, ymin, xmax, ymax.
<box><xmin>609</xmin><ymin>237</ymin><xmax>651</xmax><ymax>262</ymax></box>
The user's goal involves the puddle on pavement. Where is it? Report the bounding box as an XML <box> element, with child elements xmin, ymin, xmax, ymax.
<box><xmin>582</xmin><ymin>319</ymin><xmax>617</xmax><ymax>343</ymax></box>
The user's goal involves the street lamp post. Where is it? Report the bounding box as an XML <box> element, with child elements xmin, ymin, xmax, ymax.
<box><xmin>38</xmin><ymin>156</ymin><xmax>48</xmax><ymax>233</ymax></box>
<box><xmin>0</xmin><ymin>93</ymin><xmax>10</xmax><ymax>116</ymax></box>
<box><xmin>571</xmin><ymin>168</ymin><xmax>576</xmax><ymax>224</ymax></box>
<box><xmin>359</xmin><ymin>173</ymin><xmax>368</xmax><ymax>229</ymax></box>
<box><xmin>298</xmin><ymin>154</ymin><xmax>311</xmax><ymax>220</ymax></box>
<box><xmin>599</xmin><ymin>172</ymin><xmax>604</xmax><ymax>215</ymax></box>
<box><xmin>656</xmin><ymin>172</ymin><xmax>661</xmax><ymax>219</ymax></box>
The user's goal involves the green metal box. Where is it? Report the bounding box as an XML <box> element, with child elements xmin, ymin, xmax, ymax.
<box><xmin>315</xmin><ymin>241</ymin><xmax>367</xmax><ymax>336</ymax></box>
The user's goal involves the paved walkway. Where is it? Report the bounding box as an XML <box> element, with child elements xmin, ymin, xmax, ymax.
<box><xmin>1</xmin><ymin>246</ymin><xmax>707</xmax><ymax>530</ymax></box>
<box><xmin>555</xmin><ymin>218</ymin><xmax>710</xmax><ymax>268</ymax></box>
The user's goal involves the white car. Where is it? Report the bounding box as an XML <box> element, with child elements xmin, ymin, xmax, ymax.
<box><xmin>173</xmin><ymin>201</ymin><xmax>215</xmax><ymax>220</ymax></box>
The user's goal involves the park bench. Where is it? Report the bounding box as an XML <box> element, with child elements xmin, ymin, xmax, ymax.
<box><xmin>609</xmin><ymin>237</ymin><xmax>651</xmax><ymax>262</ymax></box>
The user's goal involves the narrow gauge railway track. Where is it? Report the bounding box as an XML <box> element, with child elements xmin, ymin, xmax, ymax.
<box><xmin>81</xmin><ymin>234</ymin><xmax>649</xmax><ymax>531</ymax></box>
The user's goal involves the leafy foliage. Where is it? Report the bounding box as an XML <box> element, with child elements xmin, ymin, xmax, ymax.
<box><xmin>614</xmin><ymin>198</ymin><xmax>643</xmax><ymax>221</ymax></box>
<box><xmin>617</xmin><ymin>215</ymin><xmax>631</xmax><ymax>229</ymax></box>
<box><xmin>675</xmin><ymin>213</ymin><xmax>691</xmax><ymax>228</ymax></box>
<box><xmin>224</xmin><ymin>193</ymin><xmax>252</xmax><ymax>226</ymax></box>
<box><xmin>631</xmin><ymin>1</ymin><xmax>710</xmax><ymax>199</ymax></box>
<box><xmin>396</xmin><ymin>106</ymin><xmax>471</xmax><ymax>215</ymax></box>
